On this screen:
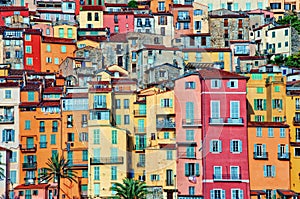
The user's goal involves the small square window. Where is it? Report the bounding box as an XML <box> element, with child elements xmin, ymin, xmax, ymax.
<box><xmin>211</xmin><ymin>79</ymin><xmax>221</xmax><ymax>88</ymax></box>
<box><xmin>185</xmin><ymin>81</ymin><xmax>195</xmax><ymax>89</ymax></box>
<box><xmin>227</xmin><ymin>80</ymin><xmax>238</xmax><ymax>88</ymax></box>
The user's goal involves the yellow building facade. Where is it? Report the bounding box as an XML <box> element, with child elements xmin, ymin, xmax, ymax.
<box><xmin>53</xmin><ymin>24</ymin><xmax>77</xmax><ymax>40</ymax></box>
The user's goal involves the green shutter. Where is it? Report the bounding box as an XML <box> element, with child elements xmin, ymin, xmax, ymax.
<box><xmin>272</xmin><ymin>100</ymin><xmax>275</xmax><ymax>109</ymax></box>
<box><xmin>185</xmin><ymin>163</ymin><xmax>189</xmax><ymax>176</ymax></box>
<box><xmin>169</xmin><ymin>99</ymin><xmax>173</xmax><ymax>107</ymax></box>
<box><xmin>160</xmin><ymin>99</ymin><xmax>164</xmax><ymax>107</ymax></box>
<box><xmin>254</xmin><ymin>99</ymin><xmax>257</xmax><ymax>110</ymax></box>
<box><xmin>195</xmin><ymin>163</ymin><xmax>200</xmax><ymax>176</ymax></box>
<box><xmin>263</xmin><ymin>99</ymin><xmax>267</xmax><ymax>110</ymax></box>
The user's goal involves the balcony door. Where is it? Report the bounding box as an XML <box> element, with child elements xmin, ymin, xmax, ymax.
<box><xmin>26</xmin><ymin>137</ymin><xmax>34</xmax><ymax>149</ymax></box>
<box><xmin>166</xmin><ymin>169</ymin><xmax>173</xmax><ymax>186</ymax></box>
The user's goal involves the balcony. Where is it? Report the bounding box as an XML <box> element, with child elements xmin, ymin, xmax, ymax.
<box><xmin>0</xmin><ymin>115</ymin><xmax>14</xmax><ymax>124</ymax></box>
<box><xmin>177</xmin><ymin>16</ymin><xmax>191</xmax><ymax>22</ymax></box>
<box><xmin>134</xmin><ymin>144</ymin><xmax>146</xmax><ymax>151</ymax></box>
<box><xmin>213</xmin><ymin>174</ymin><xmax>241</xmax><ymax>181</ymax></box>
<box><xmin>209</xmin><ymin>117</ymin><xmax>244</xmax><ymax>125</ymax></box>
<box><xmin>22</xmin><ymin>162</ymin><xmax>37</xmax><ymax>170</ymax></box>
<box><xmin>137</xmin><ymin>162</ymin><xmax>145</xmax><ymax>167</ymax></box>
<box><xmin>278</xmin><ymin>153</ymin><xmax>290</xmax><ymax>160</ymax></box>
<box><xmin>134</xmin><ymin>110</ymin><xmax>146</xmax><ymax>116</ymax></box>
<box><xmin>157</xmin><ymin>7</ymin><xmax>166</xmax><ymax>12</ymax></box>
<box><xmin>134</xmin><ymin>127</ymin><xmax>146</xmax><ymax>134</ymax></box>
<box><xmin>24</xmin><ymin>177</ymin><xmax>36</xmax><ymax>185</ymax></box>
<box><xmin>90</xmin><ymin>156</ymin><xmax>124</xmax><ymax>165</ymax></box>
<box><xmin>294</xmin><ymin>117</ymin><xmax>300</xmax><ymax>126</ymax></box>
<box><xmin>182</xmin><ymin>119</ymin><xmax>201</xmax><ymax>127</ymax></box>
<box><xmin>177</xmin><ymin>152</ymin><xmax>196</xmax><ymax>159</ymax></box>
<box><xmin>166</xmin><ymin>179</ymin><xmax>174</xmax><ymax>186</ymax></box>
<box><xmin>156</xmin><ymin>120</ymin><xmax>175</xmax><ymax>129</ymax></box>
<box><xmin>253</xmin><ymin>152</ymin><xmax>268</xmax><ymax>159</ymax></box>
<box><xmin>70</xmin><ymin>159</ymin><xmax>88</xmax><ymax>168</ymax></box>
<box><xmin>20</xmin><ymin>144</ymin><xmax>37</xmax><ymax>153</ymax></box>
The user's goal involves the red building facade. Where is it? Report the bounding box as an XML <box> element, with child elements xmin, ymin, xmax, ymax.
<box><xmin>23</xmin><ymin>29</ymin><xmax>42</xmax><ymax>72</ymax></box>
<box><xmin>103</xmin><ymin>11</ymin><xmax>134</xmax><ymax>33</ymax></box>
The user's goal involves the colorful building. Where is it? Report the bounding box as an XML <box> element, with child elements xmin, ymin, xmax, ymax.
<box><xmin>23</xmin><ymin>29</ymin><xmax>42</xmax><ymax>72</ymax></box>
<box><xmin>79</xmin><ymin>6</ymin><xmax>105</xmax><ymax>29</ymax></box>
<box><xmin>248</xmin><ymin>122</ymin><xmax>291</xmax><ymax>199</ymax></box>
<box><xmin>103</xmin><ymin>11</ymin><xmax>134</xmax><ymax>33</ymax></box>
<box><xmin>53</xmin><ymin>24</ymin><xmax>77</xmax><ymax>40</ymax></box>
<box><xmin>172</xmin><ymin>4</ymin><xmax>194</xmax><ymax>38</ymax></box>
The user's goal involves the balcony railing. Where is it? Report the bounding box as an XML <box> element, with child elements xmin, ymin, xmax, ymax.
<box><xmin>296</xmin><ymin>105</ymin><xmax>300</xmax><ymax>111</ymax></box>
<box><xmin>177</xmin><ymin>152</ymin><xmax>196</xmax><ymax>159</ymax></box>
<box><xmin>0</xmin><ymin>115</ymin><xmax>14</xmax><ymax>123</ymax></box>
<box><xmin>209</xmin><ymin>117</ymin><xmax>244</xmax><ymax>125</ymax></box>
<box><xmin>253</xmin><ymin>152</ymin><xmax>268</xmax><ymax>159</ymax></box>
<box><xmin>90</xmin><ymin>157</ymin><xmax>124</xmax><ymax>165</ymax></box>
<box><xmin>166</xmin><ymin>179</ymin><xmax>174</xmax><ymax>186</ymax></box>
<box><xmin>177</xmin><ymin>16</ymin><xmax>191</xmax><ymax>22</ymax></box>
<box><xmin>182</xmin><ymin>119</ymin><xmax>201</xmax><ymax>127</ymax></box>
<box><xmin>294</xmin><ymin>117</ymin><xmax>300</xmax><ymax>126</ymax></box>
<box><xmin>137</xmin><ymin>162</ymin><xmax>145</xmax><ymax>167</ymax></box>
<box><xmin>24</xmin><ymin>177</ymin><xmax>36</xmax><ymax>185</ymax></box>
<box><xmin>156</xmin><ymin>120</ymin><xmax>175</xmax><ymax>129</ymax></box>
<box><xmin>213</xmin><ymin>174</ymin><xmax>241</xmax><ymax>181</ymax></box>
<box><xmin>70</xmin><ymin>159</ymin><xmax>88</xmax><ymax>167</ymax></box>
<box><xmin>134</xmin><ymin>127</ymin><xmax>146</xmax><ymax>133</ymax></box>
<box><xmin>134</xmin><ymin>110</ymin><xmax>146</xmax><ymax>116</ymax></box>
<box><xmin>278</xmin><ymin>153</ymin><xmax>290</xmax><ymax>160</ymax></box>
<box><xmin>22</xmin><ymin>162</ymin><xmax>37</xmax><ymax>170</ymax></box>
<box><xmin>20</xmin><ymin>144</ymin><xmax>37</xmax><ymax>153</ymax></box>
<box><xmin>134</xmin><ymin>145</ymin><xmax>146</xmax><ymax>150</ymax></box>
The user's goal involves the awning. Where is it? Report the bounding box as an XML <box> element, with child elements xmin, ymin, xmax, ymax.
<box><xmin>277</xmin><ymin>190</ymin><xmax>298</xmax><ymax>197</ymax></box>
<box><xmin>250</xmin><ymin>190</ymin><xmax>266</xmax><ymax>196</ymax></box>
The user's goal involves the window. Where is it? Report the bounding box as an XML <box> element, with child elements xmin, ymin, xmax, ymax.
<box><xmin>189</xmin><ymin>186</ymin><xmax>195</xmax><ymax>195</ymax></box>
<box><xmin>93</xmin><ymin>129</ymin><xmax>100</xmax><ymax>144</ymax></box>
<box><xmin>116</xmin><ymin>115</ymin><xmax>121</xmax><ymax>125</ymax></box>
<box><xmin>213</xmin><ymin>166</ymin><xmax>222</xmax><ymax>179</ymax></box>
<box><xmin>164</xmin><ymin>132</ymin><xmax>170</xmax><ymax>139</ymax></box>
<box><xmin>67</xmin><ymin>115</ymin><xmax>73</xmax><ymax>127</ymax></box>
<box><xmin>50</xmin><ymin>134</ymin><xmax>56</xmax><ymax>145</ymax></box>
<box><xmin>254</xmin><ymin>144</ymin><xmax>266</xmax><ymax>157</ymax></box>
<box><xmin>95</xmin><ymin>13</ymin><xmax>99</xmax><ymax>21</ymax></box>
<box><xmin>112</xmin><ymin>130</ymin><xmax>117</xmax><ymax>144</ymax></box>
<box><xmin>61</xmin><ymin>46</ymin><xmax>66</xmax><ymax>53</ymax></box>
<box><xmin>295</xmin><ymin>148</ymin><xmax>300</xmax><ymax>156</ymax></box>
<box><xmin>256</xmin><ymin>87</ymin><xmax>263</xmax><ymax>93</ymax></box>
<box><xmin>196</xmin><ymin>52</ymin><xmax>202</xmax><ymax>62</ymax></box>
<box><xmin>25</xmin><ymin>34</ymin><xmax>31</xmax><ymax>41</ymax></box>
<box><xmin>211</xmin><ymin>101</ymin><xmax>220</xmax><ymax>119</ymax></box>
<box><xmin>231</xmin><ymin>189</ymin><xmax>243</xmax><ymax>199</ymax></box>
<box><xmin>211</xmin><ymin>79</ymin><xmax>221</xmax><ymax>88</ymax></box>
<box><xmin>46</xmin><ymin>57</ymin><xmax>52</xmax><ymax>63</ymax></box>
<box><xmin>208</xmin><ymin>3</ymin><xmax>213</xmax><ymax>11</ymax></box>
<box><xmin>94</xmin><ymin>183</ymin><xmax>100</xmax><ymax>195</ymax></box>
<box><xmin>268</xmin><ymin>128</ymin><xmax>274</xmax><ymax>137</ymax></box>
<box><xmin>40</xmin><ymin>135</ymin><xmax>47</xmax><ymax>148</ymax></box>
<box><xmin>10</xmin><ymin>170</ymin><xmax>16</xmax><ymax>183</ymax></box>
<box><xmin>256</xmin><ymin>127</ymin><xmax>262</xmax><ymax>137</ymax></box>
<box><xmin>210</xmin><ymin>140</ymin><xmax>222</xmax><ymax>153</ymax></box>
<box><xmin>194</xmin><ymin>9</ymin><xmax>203</xmax><ymax>16</ymax></box>
<box><xmin>124</xmin><ymin>115</ymin><xmax>130</xmax><ymax>125</ymax></box>
<box><xmin>82</xmin><ymin>150</ymin><xmax>88</xmax><ymax>161</ymax></box>
<box><xmin>264</xmin><ymin>165</ymin><xmax>275</xmax><ymax>177</ymax></box>
<box><xmin>184</xmin><ymin>52</ymin><xmax>188</xmax><ymax>60</ymax></box>
<box><xmin>160</xmin><ymin>99</ymin><xmax>173</xmax><ymax>107</ymax></box>
<box><xmin>211</xmin><ymin>189</ymin><xmax>225</xmax><ymax>199</ymax></box>
<box><xmin>186</xmin><ymin>146</ymin><xmax>195</xmax><ymax>158</ymax></box>
<box><xmin>94</xmin><ymin>167</ymin><xmax>100</xmax><ymax>180</ymax></box>
<box><xmin>227</xmin><ymin>80</ymin><xmax>238</xmax><ymax>88</ymax></box>
<box><xmin>194</xmin><ymin>21</ymin><xmax>201</xmax><ymax>30</ymax></box>
<box><xmin>59</xmin><ymin>28</ymin><xmax>64</xmax><ymax>38</ymax></box>
<box><xmin>185</xmin><ymin>81</ymin><xmax>195</xmax><ymax>89</ymax></box>
<box><xmin>82</xmin><ymin>169</ymin><xmax>88</xmax><ymax>178</ymax></box>
<box><xmin>230</xmin><ymin>101</ymin><xmax>240</xmax><ymax>119</ymax></box>
<box><xmin>10</xmin><ymin>152</ymin><xmax>17</xmax><ymax>162</ymax></box>
<box><xmin>52</xmin><ymin>121</ymin><xmax>58</xmax><ymax>132</ymax></box>
<box><xmin>68</xmin><ymin>133</ymin><xmax>74</xmax><ymax>142</ymax></box>
<box><xmin>46</xmin><ymin>44</ymin><xmax>51</xmax><ymax>52</ymax></box>
<box><xmin>167</xmin><ymin>150</ymin><xmax>173</xmax><ymax>160</ymax></box>
<box><xmin>114</xmin><ymin>26</ymin><xmax>119</xmax><ymax>33</ymax></box>
<box><xmin>132</xmin><ymin>52</ymin><xmax>137</xmax><ymax>62</ymax></box>
<box><xmin>274</xmin><ymin>86</ymin><xmax>280</xmax><ymax>92</ymax></box>
<box><xmin>230</xmin><ymin>140</ymin><xmax>242</xmax><ymax>153</ymax></box>
<box><xmin>46</xmin><ymin>28</ymin><xmax>50</xmax><ymax>35</ymax></box>
<box><xmin>5</xmin><ymin>90</ymin><xmax>11</xmax><ymax>99</ymax></box>
<box><xmin>184</xmin><ymin>163</ymin><xmax>200</xmax><ymax>176</ymax></box>
<box><xmin>183</xmin><ymin>22</ymin><xmax>189</xmax><ymax>29</ymax></box>
<box><xmin>272</xmin><ymin>99</ymin><xmax>282</xmax><ymax>109</ymax></box>
<box><xmin>67</xmin><ymin>28</ymin><xmax>73</xmax><ymax>38</ymax></box>
<box><xmin>285</xmin><ymin>41</ymin><xmax>288</xmax><ymax>47</ymax></box>
<box><xmin>54</xmin><ymin>58</ymin><xmax>59</xmax><ymax>65</ymax></box>
<box><xmin>254</xmin><ymin>99</ymin><xmax>266</xmax><ymax>110</ymax></box>
<box><xmin>87</xmin><ymin>12</ymin><xmax>92</xmax><ymax>21</ymax></box>
<box><xmin>186</xmin><ymin>130</ymin><xmax>194</xmax><ymax>141</ymax></box>
<box><xmin>111</xmin><ymin>166</ymin><xmax>117</xmax><ymax>180</ymax></box>
<box><xmin>224</xmin><ymin>19</ymin><xmax>228</xmax><ymax>27</ymax></box>
<box><xmin>2</xmin><ymin>129</ymin><xmax>15</xmax><ymax>142</ymax></box>
<box><xmin>39</xmin><ymin>121</ymin><xmax>45</xmax><ymax>132</ymax></box>
<box><xmin>115</xmin><ymin>99</ymin><xmax>121</xmax><ymax>109</ymax></box>
<box><xmin>150</xmin><ymin>174</ymin><xmax>160</xmax><ymax>181</ymax></box>
<box><xmin>230</xmin><ymin>166</ymin><xmax>240</xmax><ymax>179</ymax></box>
<box><xmin>218</xmin><ymin>52</ymin><xmax>224</xmax><ymax>61</ymax></box>
<box><xmin>124</xmin><ymin>99</ymin><xmax>129</xmax><ymax>109</ymax></box>
<box><xmin>79</xmin><ymin>132</ymin><xmax>88</xmax><ymax>142</ymax></box>
<box><xmin>278</xmin><ymin>42</ymin><xmax>282</xmax><ymax>48</ymax></box>
<box><xmin>285</xmin><ymin>29</ymin><xmax>288</xmax><ymax>36</ymax></box>
<box><xmin>270</xmin><ymin>3</ymin><xmax>281</xmax><ymax>9</ymax></box>
<box><xmin>158</xmin><ymin>1</ymin><xmax>165</xmax><ymax>11</ymax></box>
<box><xmin>246</xmin><ymin>2</ymin><xmax>251</xmax><ymax>10</ymax></box>
<box><xmin>280</xmin><ymin>128</ymin><xmax>286</xmax><ymax>138</ymax></box>
<box><xmin>25</xmin><ymin>46</ymin><xmax>32</xmax><ymax>53</ymax></box>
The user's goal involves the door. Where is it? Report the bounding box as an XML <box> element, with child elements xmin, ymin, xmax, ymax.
<box><xmin>166</xmin><ymin>169</ymin><xmax>173</xmax><ymax>186</ymax></box>
<box><xmin>27</xmin><ymin>137</ymin><xmax>34</xmax><ymax>149</ymax></box>
<box><xmin>118</xmin><ymin>56</ymin><xmax>123</xmax><ymax>67</ymax></box>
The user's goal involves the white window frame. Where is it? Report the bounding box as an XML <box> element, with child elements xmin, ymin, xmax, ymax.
<box><xmin>230</xmin><ymin>166</ymin><xmax>240</xmax><ymax>180</ymax></box>
<box><xmin>210</xmin><ymin>139</ymin><xmax>222</xmax><ymax>153</ymax></box>
<box><xmin>230</xmin><ymin>101</ymin><xmax>240</xmax><ymax>119</ymax></box>
<box><xmin>230</xmin><ymin>140</ymin><xmax>242</xmax><ymax>153</ymax></box>
<box><xmin>213</xmin><ymin>166</ymin><xmax>222</xmax><ymax>179</ymax></box>
<box><xmin>211</xmin><ymin>79</ymin><xmax>221</xmax><ymax>88</ymax></box>
<box><xmin>227</xmin><ymin>79</ymin><xmax>238</xmax><ymax>88</ymax></box>
<box><xmin>211</xmin><ymin>101</ymin><xmax>220</xmax><ymax>119</ymax></box>
<box><xmin>231</xmin><ymin>189</ymin><xmax>243</xmax><ymax>199</ymax></box>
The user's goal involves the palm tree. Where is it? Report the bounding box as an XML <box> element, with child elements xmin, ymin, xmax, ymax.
<box><xmin>39</xmin><ymin>153</ymin><xmax>77</xmax><ymax>199</ymax></box>
<box><xmin>110</xmin><ymin>178</ymin><xmax>148</xmax><ymax>199</ymax></box>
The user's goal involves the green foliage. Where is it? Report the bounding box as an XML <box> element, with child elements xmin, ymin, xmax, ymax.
<box><xmin>128</xmin><ymin>0</ymin><xmax>138</xmax><ymax>8</ymax></box>
<box><xmin>110</xmin><ymin>178</ymin><xmax>148</xmax><ymax>199</ymax></box>
<box><xmin>277</xmin><ymin>13</ymin><xmax>300</xmax><ymax>33</ymax></box>
<box><xmin>285</xmin><ymin>52</ymin><xmax>300</xmax><ymax>67</ymax></box>
<box><xmin>39</xmin><ymin>153</ymin><xmax>77</xmax><ymax>199</ymax></box>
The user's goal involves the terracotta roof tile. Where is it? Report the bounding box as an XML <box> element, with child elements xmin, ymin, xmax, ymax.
<box><xmin>15</xmin><ymin>184</ymin><xmax>50</xmax><ymax>190</ymax></box>
<box><xmin>43</xmin><ymin>87</ymin><xmax>63</xmax><ymax>93</ymax></box>
<box><xmin>238</xmin><ymin>56</ymin><xmax>267</xmax><ymax>60</ymax></box>
<box><xmin>39</xmin><ymin>100</ymin><xmax>60</xmax><ymax>107</ymax></box>
<box><xmin>0</xmin><ymin>82</ymin><xmax>19</xmax><ymax>87</ymax></box>
<box><xmin>81</xmin><ymin>5</ymin><xmax>105</xmax><ymax>11</ymax></box>
<box><xmin>0</xmin><ymin>6</ymin><xmax>29</xmax><ymax>12</ymax></box>
<box><xmin>109</xmin><ymin>33</ymin><xmax>128</xmax><ymax>42</ymax></box>
<box><xmin>182</xmin><ymin>48</ymin><xmax>231</xmax><ymax>52</ymax></box>
<box><xmin>42</xmin><ymin>36</ymin><xmax>76</xmax><ymax>44</ymax></box>
<box><xmin>198</xmin><ymin>68</ymin><xmax>248</xmax><ymax>79</ymax></box>
<box><xmin>63</xmin><ymin>93</ymin><xmax>88</xmax><ymax>99</ymax></box>
<box><xmin>248</xmin><ymin>121</ymin><xmax>289</xmax><ymax>127</ymax></box>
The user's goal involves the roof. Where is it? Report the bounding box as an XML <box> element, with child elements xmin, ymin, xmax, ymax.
<box><xmin>172</xmin><ymin>4</ymin><xmax>193</xmax><ymax>8</ymax></box>
<box><xmin>42</xmin><ymin>36</ymin><xmax>75</xmax><ymax>44</ymax></box>
<box><xmin>81</xmin><ymin>5</ymin><xmax>106</xmax><ymax>11</ymax></box>
<box><xmin>250</xmin><ymin>190</ymin><xmax>266</xmax><ymax>196</ymax></box>
<box><xmin>143</xmin><ymin>44</ymin><xmax>179</xmax><ymax>51</ymax></box>
<box><xmin>238</xmin><ymin>56</ymin><xmax>267</xmax><ymax>60</ymax></box>
<box><xmin>277</xmin><ymin>190</ymin><xmax>298</xmax><ymax>197</ymax></box>
<box><xmin>253</xmin><ymin>24</ymin><xmax>270</xmax><ymax>31</ymax></box>
<box><xmin>105</xmin><ymin>3</ymin><xmax>128</xmax><ymax>7</ymax></box>
<box><xmin>230</xmin><ymin>40</ymin><xmax>250</xmax><ymax>43</ymax></box>
<box><xmin>0</xmin><ymin>82</ymin><xmax>19</xmax><ymax>88</ymax></box>
<box><xmin>182</xmin><ymin>48</ymin><xmax>231</xmax><ymax>52</ymax></box>
<box><xmin>145</xmin><ymin>63</ymin><xmax>181</xmax><ymax>71</ymax></box>
<box><xmin>248</xmin><ymin>122</ymin><xmax>289</xmax><ymax>128</ymax></box>
<box><xmin>181</xmin><ymin>33</ymin><xmax>210</xmax><ymax>37</ymax></box>
<box><xmin>134</xmin><ymin>14</ymin><xmax>154</xmax><ymax>18</ymax></box>
<box><xmin>19</xmin><ymin>102</ymin><xmax>40</xmax><ymax>107</ymax></box>
<box><xmin>0</xmin><ymin>6</ymin><xmax>29</xmax><ymax>12</ymax></box>
<box><xmin>268</xmin><ymin>24</ymin><xmax>290</xmax><ymax>31</ymax></box>
<box><xmin>39</xmin><ymin>100</ymin><xmax>60</xmax><ymax>107</ymax></box>
<box><xmin>185</xmin><ymin>62</ymin><xmax>215</xmax><ymax>69</ymax></box>
<box><xmin>159</xmin><ymin>144</ymin><xmax>176</xmax><ymax>149</ymax></box>
<box><xmin>15</xmin><ymin>184</ymin><xmax>50</xmax><ymax>190</ymax></box>
<box><xmin>109</xmin><ymin>33</ymin><xmax>128</xmax><ymax>42</ymax></box>
<box><xmin>62</xmin><ymin>93</ymin><xmax>88</xmax><ymax>99</ymax></box>
<box><xmin>209</xmin><ymin>9</ymin><xmax>248</xmax><ymax>18</ymax></box>
<box><xmin>43</xmin><ymin>87</ymin><xmax>63</xmax><ymax>94</ymax></box>
<box><xmin>198</xmin><ymin>68</ymin><xmax>247</xmax><ymax>79</ymax></box>
<box><xmin>24</xmin><ymin>29</ymin><xmax>42</xmax><ymax>35</ymax></box>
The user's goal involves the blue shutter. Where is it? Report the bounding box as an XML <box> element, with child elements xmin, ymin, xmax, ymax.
<box><xmin>210</xmin><ymin>190</ymin><xmax>214</xmax><ymax>199</ymax></box>
<box><xmin>185</xmin><ymin>163</ymin><xmax>189</xmax><ymax>176</ymax></box>
<box><xmin>221</xmin><ymin>190</ymin><xmax>225</xmax><ymax>199</ymax></box>
<box><xmin>210</xmin><ymin>140</ymin><xmax>213</xmax><ymax>152</ymax></box>
<box><xmin>254</xmin><ymin>144</ymin><xmax>257</xmax><ymax>153</ymax></box>
<box><xmin>278</xmin><ymin>144</ymin><xmax>280</xmax><ymax>153</ymax></box>
<box><xmin>169</xmin><ymin>99</ymin><xmax>173</xmax><ymax>107</ymax></box>
<box><xmin>238</xmin><ymin>140</ymin><xmax>242</xmax><ymax>152</ymax></box>
<box><xmin>2</xmin><ymin>130</ymin><xmax>5</xmax><ymax>142</ymax></box>
<box><xmin>160</xmin><ymin>99</ymin><xmax>164</xmax><ymax>107</ymax></box>
<box><xmin>286</xmin><ymin>144</ymin><xmax>289</xmax><ymax>153</ymax></box>
<box><xmin>262</xmin><ymin>144</ymin><xmax>266</xmax><ymax>153</ymax></box>
<box><xmin>24</xmin><ymin>155</ymin><xmax>27</xmax><ymax>163</ymax></box>
<box><xmin>239</xmin><ymin>190</ymin><xmax>244</xmax><ymax>199</ymax></box>
<box><xmin>280</xmin><ymin>99</ymin><xmax>283</xmax><ymax>109</ymax></box>
<box><xmin>219</xmin><ymin>140</ymin><xmax>222</xmax><ymax>152</ymax></box>
<box><xmin>33</xmin><ymin>155</ymin><xmax>37</xmax><ymax>162</ymax></box>
<box><xmin>254</xmin><ymin>99</ymin><xmax>257</xmax><ymax>110</ymax></box>
<box><xmin>272</xmin><ymin>100</ymin><xmax>275</xmax><ymax>109</ymax></box>
<box><xmin>195</xmin><ymin>163</ymin><xmax>200</xmax><ymax>176</ymax></box>
<box><xmin>272</xmin><ymin>166</ymin><xmax>276</xmax><ymax>177</ymax></box>
<box><xmin>263</xmin><ymin>165</ymin><xmax>267</xmax><ymax>177</ymax></box>
<box><xmin>230</xmin><ymin>140</ymin><xmax>233</xmax><ymax>152</ymax></box>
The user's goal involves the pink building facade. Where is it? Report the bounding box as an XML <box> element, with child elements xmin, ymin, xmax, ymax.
<box><xmin>175</xmin><ymin>69</ymin><xmax>250</xmax><ymax>199</ymax></box>
<box><xmin>14</xmin><ymin>183</ymin><xmax>58</xmax><ymax>199</ymax></box>
<box><xmin>103</xmin><ymin>11</ymin><xmax>134</xmax><ymax>33</ymax></box>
